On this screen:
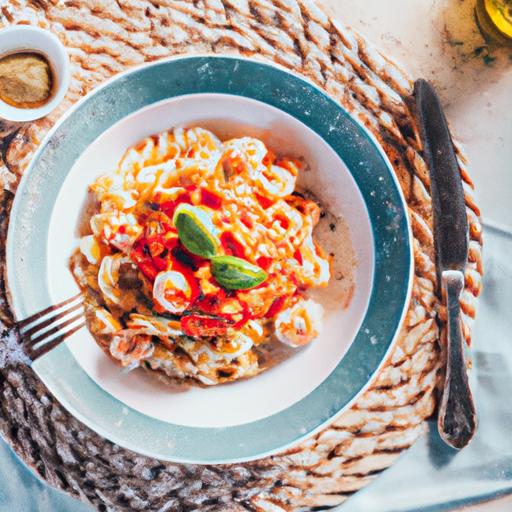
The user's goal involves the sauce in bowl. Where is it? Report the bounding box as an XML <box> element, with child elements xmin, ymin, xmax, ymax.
<box><xmin>0</xmin><ymin>51</ymin><xmax>53</xmax><ymax>109</ymax></box>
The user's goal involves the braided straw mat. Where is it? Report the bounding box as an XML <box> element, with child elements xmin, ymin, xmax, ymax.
<box><xmin>0</xmin><ymin>1</ymin><xmax>483</xmax><ymax>510</ymax></box>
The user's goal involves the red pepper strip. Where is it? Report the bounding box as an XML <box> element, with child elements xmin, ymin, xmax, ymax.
<box><xmin>164</xmin><ymin>237</ymin><xmax>179</xmax><ymax>251</ymax></box>
<box><xmin>132</xmin><ymin>236</ymin><xmax>170</xmax><ymax>272</ymax></box>
<box><xmin>160</xmin><ymin>191</ymin><xmax>192</xmax><ymax>218</ymax></box>
<box><xmin>240</xmin><ymin>215</ymin><xmax>253</xmax><ymax>229</ymax></box>
<box><xmin>262</xmin><ymin>150</ymin><xmax>276</xmax><ymax>167</ymax></box>
<box><xmin>293</xmin><ymin>249</ymin><xmax>303</xmax><ymax>265</ymax></box>
<box><xmin>275</xmin><ymin>214</ymin><xmax>290</xmax><ymax>230</ymax></box>
<box><xmin>289</xmin><ymin>273</ymin><xmax>300</xmax><ymax>287</ymax></box>
<box><xmin>200</xmin><ymin>188</ymin><xmax>223</xmax><ymax>210</ymax></box>
<box><xmin>191</xmin><ymin>293</ymin><xmax>251</xmax><ymax>329</ymax></box>
<box><xmin>148</xmin><ymin>239</ymin><xmax>165</xmax><ymax>258</ymax></box>
<box><xmin>192</xmin><ymin>291</ymin><xmax>227</xmax><ymax>315</ymax></box>
<box><xmin>220</xmin><ymin>232</ymin><xmax>246</xmax><ymax>259</ymax></box>
<box><xmin>256</xmin><ymin>256</ymin><xmax>272</xmax><ymax>271</ymax></box>
<box><xmin>139</xmin><ymin>262</ymin><xmax>159</xmax><ymax>280</ymax></box>
<box><xmin>265</xmin><ymin>296</ymin><xmax>287</xmax><ymax>319</ymax></box>
<box><xmin>181</xmin><ymin>314</ymin><xmax>233</xmax><ymax>337</ymax></box>
<box><xmin>160</xmin><ymin>201</ymin><xmax>176</xmax><ymax>218</ymax></box>
<box><xmin>131</xmin><ymin>242</ymin><xmax>159</xmax><ymax>280</ymax></box>
<box><xmin>255</xmin><ymin>193</ymin><xmax>274</xmax><ymax>210</ymax></box>
<box><xmin>152</xmin><ymin>254</ymin><xmax>169</xmax><ymax>271</ymax></box>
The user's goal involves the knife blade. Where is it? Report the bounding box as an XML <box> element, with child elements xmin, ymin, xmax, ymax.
<box><xmin>414</xmin><ymin>79</ymin><xmax>468</xmax><ymax>282</ymax></box>
<box><xmin>414</xmin><ymin>79</ymin><xmax>476</xmax><ymax>450</ymax></box>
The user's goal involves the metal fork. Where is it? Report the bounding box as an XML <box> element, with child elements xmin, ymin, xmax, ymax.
<box><xmin>17</xmin><ymin>293</ymin><xmax>85</xmax><ymax>361</ymax></box>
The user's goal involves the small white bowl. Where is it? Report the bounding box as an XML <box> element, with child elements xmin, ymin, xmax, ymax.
<box><xmin>0</xmin><ymin>25</ymin><xmax>70</xmax><ymax>122</ymax></box>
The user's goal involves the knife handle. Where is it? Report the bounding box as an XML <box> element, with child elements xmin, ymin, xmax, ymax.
<box><xmin>437</xmin><ymin>270</ymin><xmax>477</xmax><ymax>449</ymax></box>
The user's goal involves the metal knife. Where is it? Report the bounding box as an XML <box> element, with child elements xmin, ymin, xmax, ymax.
<box><xmin>414</xmin><ymin>79</ymin><xmax>477</xmax><ymax>449</ymax></box>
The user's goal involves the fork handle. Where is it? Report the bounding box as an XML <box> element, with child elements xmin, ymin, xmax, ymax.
<box><xmin>437</xmin><ymin>270</ymin><xmax>477</xmax><ymax>449</ymax></box>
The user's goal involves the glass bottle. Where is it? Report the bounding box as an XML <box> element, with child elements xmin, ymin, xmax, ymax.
<box><xmin>475</xmin><ymin>0</ymin><xmax>512</xmax><ymax>46</ymax></box>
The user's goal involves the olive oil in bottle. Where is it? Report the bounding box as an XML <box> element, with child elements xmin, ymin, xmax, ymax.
<box><xmin>476</xmin><ymin>0</ymin><xmax>512</xmax><ymax>45</ymax></box>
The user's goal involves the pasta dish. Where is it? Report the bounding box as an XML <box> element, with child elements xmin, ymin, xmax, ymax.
<box><xmin>71</xmin><ymin>127</ymin><xmax>331</xmax><ymax>386</ymax></box>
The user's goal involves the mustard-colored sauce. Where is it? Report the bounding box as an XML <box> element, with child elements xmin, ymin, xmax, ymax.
<box><xmin>0</xmin><ymin>52</ymin><xmax>53</xmax><ymax>109</ymax></box>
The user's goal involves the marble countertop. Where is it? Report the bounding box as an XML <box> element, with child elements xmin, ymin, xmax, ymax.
<box><xmin>322</xmin><ymin>0</ymin><xmax>512</xmax><ymax>230</ymax></box>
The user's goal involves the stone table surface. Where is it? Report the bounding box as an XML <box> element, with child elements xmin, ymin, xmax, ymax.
<box><xmin>323</xmin><ymin>0</ymin><xmax>512</xmax><ymax>231</ymax></box>
<box><xmin>1</xmin><ymin>1</ymin><xmax>511</xmax><ymax>511</ymax></box>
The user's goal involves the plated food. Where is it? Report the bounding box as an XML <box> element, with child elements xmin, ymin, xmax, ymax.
<box><xmin>7</xmin><ymin>57</ymin><xmax>412</xmax><ymax>462</ymax></box>
<box><xmin>71</xmin><ymin>127</ymin><xmax>332</xmax><ymax>386</ymax></box>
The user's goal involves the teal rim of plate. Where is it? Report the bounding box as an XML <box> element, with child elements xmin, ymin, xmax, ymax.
<box><xmin>6</xmin><ymin>55</ymin><xmax>413</xmax><ymax>464</ymax></box>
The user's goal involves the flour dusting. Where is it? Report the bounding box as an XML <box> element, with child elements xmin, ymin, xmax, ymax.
<box><xmin>0</xmin><ymin>329</ymin><xmax>31</xmax><ymax>367</ymax></box>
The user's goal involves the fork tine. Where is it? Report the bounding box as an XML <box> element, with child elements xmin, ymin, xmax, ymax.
<box><xmin>27</xmin><ymin>320</ymin><xmax>86</xmax><ymax>361</ymax></box>
<box><xmin>27</xmin><ymin>311</ymin><xmax>85</xmax><ymax>347</ymax></box>
<box><xmin>17</xmin><ymin>293</ymin><xmax>83</xmax><ymax>329</ymax></box>
<box><xmin>17</xmin><ymin>292</ymin><xmax>86</xmax><ymax>361</ymax></box>
<box><xmin>22</xmin><ymin>300</ymin><xmax>84</xmax><ymax>339</ymax></box>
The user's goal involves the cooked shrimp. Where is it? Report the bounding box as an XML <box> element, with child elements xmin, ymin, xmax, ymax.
<box><xmin>274</xmin><ymin>298</ymin><xmax>324</xmax><ymax>347</ymax></box>
<box><xmin>296</xmin><ymin>232</ymin><xmax>331</xmax><ymax>287</ymax></box>
<box><xmin>93</xmin><ymin>308</ymin><xmax>122</xmax><ymax>335</ymax></box>
<box><xmin>109</xmin><ymin>331</ymin><xmax>154</xmax><ymax>367</ymax></box>
<box><xmin>90</xmin><ymin>211</ymin><xmax>142</xmax><ymax>253</ymax></box>
<box><xmin>79</xmin><ymin>235</ymin><xmax>102</xmax><ymax>265</ymax></box>
<box><xmin>153</xmin><ymin>270</ymin><xmax>192</xmax><ymax>313</ymax></box>
<box><xmin>256</xmin><ymin>163</ymin><xmax>296</xmax><ymax>198</ymax></box>
<box><xmin>98</xmin><ymin>254</ymin><xmax>126</xmax><ymax>305</ymax></box>
<box><xmin>126</xmin><ymin>314</ymin><xmax>183</xmax><ymax>337</ymax></box>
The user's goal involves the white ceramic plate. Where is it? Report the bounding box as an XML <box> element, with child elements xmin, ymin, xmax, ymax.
<box><xmin>6</xmin><ymin>56</ymin><xmax>412</xmax><ymax>463</ymax></box>
<box><xmin>48</xmin><ymin>93</ymin><xmax>374</xmax><ymax>428</ymax></box>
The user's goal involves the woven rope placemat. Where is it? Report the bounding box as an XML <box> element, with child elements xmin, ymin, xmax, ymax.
<box><xmin>0</xmin><ymin>1</ymin><xmax>483</xmax><ymax>510</ymax></box>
